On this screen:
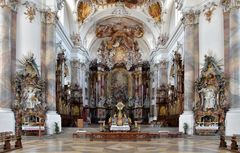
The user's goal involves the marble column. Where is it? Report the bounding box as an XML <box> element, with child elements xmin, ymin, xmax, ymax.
<box><xmin>82</xmin><ymin>64</ymin><xmax>87</xmax><ymax>106</ymax></box>
<box><xmin>135</xmin><ymin>73</ymin><xmax>138</xmax><ymax>98</ymax></box>
<box><xmin>70</xmin><ymin>60</ymin><xmax>80</xmax><ymax>86</ymax></box>
<box><xmin>139</xmin><ymin>71</ymin><xmax>143</xmax><ymax>106</ymax></box>
<box><xmin>225</xmin><ymin>1</ymin><xmax>240</xmax><ymax>136</ymax></box>
<box><xmin>41</xmin><ymin>9</ymin><xmax>61</xmax><ymax>135</ymax></box>
<box><xmin>149</xmin><ymin>65</ymin><xmax>158</xmax><ymax>122</ymax></box>
<box><xmin>158</xmin><ymin>61</ymin><xmax>168</xmax><ymax>86</ymax></box>
<box><xmin>0</xmin><ymin>4</ymin><xmax>16</xmax><ymax>133</ymax></box>
<box><xmin>179</xmin><ymin>10</ymin><xmax>200</xmax><ymax>135</ymax></box>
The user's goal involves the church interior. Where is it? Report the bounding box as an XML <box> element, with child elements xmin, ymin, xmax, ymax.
<box><xmin>0</xmin><ymin>0</ymin><xmax>240</xmax><ymax>152</ymax></box>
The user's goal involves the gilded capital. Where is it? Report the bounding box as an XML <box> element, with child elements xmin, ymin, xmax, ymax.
<box><xmin>71</xmin><ymin>60</ymin><xmax>81</xmax><ymax>68</ymax></box>
<box><xmin>158</xmin><ymin>60</ymin><xmax>168</xmax><ymax>69</ymax></box>
<box><xmin>0</xmin><ymin>0</ymin><xmax>18</xmax><ymax>11</ymax></box>
<box><xmin>221</xmin><ymin>0</ymin><xmax>240</xmax><ymax>11</ymax></box>
<box><xmin>182</xmin><ymin>9</ymin><xmax>200</xmax><ymax>26</ymax></box>
<box><xmin>70</xmin><ymin>33</ymin><xmax>81</xmax><ymax>46</ymax></box>
<box><xmin>23</xmin><ymin>1</ymin><xmax>37</xmax><ymax>23</ymax></box>
<box><xmin>41</xmin><ymin>8</ymin><xmax>57</xmax><ymax>25</ymax></box>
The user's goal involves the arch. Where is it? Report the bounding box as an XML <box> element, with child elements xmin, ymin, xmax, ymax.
<box><xmin>79</xmin><ymin>8</ymin><xmax>161</xmax><ymax>51</ymax></box>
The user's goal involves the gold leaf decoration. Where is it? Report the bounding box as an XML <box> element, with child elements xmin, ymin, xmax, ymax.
<box><xmin>148</xmin><ymin>2</ymin><xmax>162</xmax><ymax>23</ymax></box>
<box><xmin>77</xmin><ymin>1</ymin><xmax>92</xmax><ymax>23</ymax></box>
<box><xmin>24</xmin><ymin>5</ymin><xmax>36</xmax><ymax>23</ymax></box>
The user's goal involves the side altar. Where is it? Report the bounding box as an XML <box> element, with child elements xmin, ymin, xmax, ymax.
<box><xmin>194</xmin><ymin>55</ymin><xmax>229</xmax><ymax>135</ymax></box>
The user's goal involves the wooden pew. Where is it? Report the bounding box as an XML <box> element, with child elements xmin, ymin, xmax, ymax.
<box><xmin>0</xmin><ymin>132</ymin><xmax>22</xmax><ymax>153</ymax></box>
<box><xmin>219</xmin><ymin>135</ymin><xmax>240</xmax><ymax>152</ymax></box>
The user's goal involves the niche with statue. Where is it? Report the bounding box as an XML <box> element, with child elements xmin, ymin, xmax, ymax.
<box><xmin>194</xmin><ymin>55</ymin><xmax>229</xmax><ymax>135</ymax></box>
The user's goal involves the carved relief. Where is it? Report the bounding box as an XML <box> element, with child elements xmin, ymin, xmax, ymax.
<box><xmin>203</xmin><ymin>2</ymin><xmax>217</xmax><ymax>23</ymax></box>
<box><xmin>221</xmin><ymin>0</ymin><xmax>240</xmax><ymax>11</ymax></box>
<box><xmin>148</xmin><ymin>2</ymin><xmax>162</xmax><ymax>22</ymax></box>
<box><xmin>23</xmin><ymin>1</ymin><xmax>36</xmax><ymax>23</ymax></box>
<box><xmin>157</xmin><ymin>33</ymin><xmax>169</xmax><ymax>46</ymax></box>
<box><xmin>0</xmin><ymin>0</ymin><xmax>18</xmax><ymax>9</ymax></box>
<box><xmin>194</xmin><ymin>55</ymin><xmax>229</xmax><ymax>135</ymax></box>
<box><xmin>182</xmin><ymin>9</ymin><xmax>200</xmax><ymax>25</ymax></box>
<box><xmin>70</xmin><ymin>33</ymin><xmax>81</xmax><ymax>46</ymax></box>
<box><xmin>42</xmin><ymin>8</ymin><xmax>57</xmax><ymax>24</ymax></box>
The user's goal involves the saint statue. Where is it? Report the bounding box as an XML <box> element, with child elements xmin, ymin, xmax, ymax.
<box><xmin>23</xmin><ymin>87</ymin><xmax>41</xmax><ymax>110</ymax></box>
<box><xmin>199</xmin><ymin>87</ymin><xmax>216</xmax><ymax>111</ymax></box>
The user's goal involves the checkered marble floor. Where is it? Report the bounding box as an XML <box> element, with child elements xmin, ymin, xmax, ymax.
<box><xmin>11</xmin><ymin>135</ymin><xmax>232</xmax><ymax>153</ymax></box>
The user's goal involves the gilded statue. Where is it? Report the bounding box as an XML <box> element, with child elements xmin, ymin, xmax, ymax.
<box><xmin>108</xmin><ymin>101</ymin><xmax>131</xmax><ymax>126</ymax></box>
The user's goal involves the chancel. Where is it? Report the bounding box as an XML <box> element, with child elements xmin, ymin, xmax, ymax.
<box><xmin>0</xmin><ymin>0</ymin><xmax>240</xmax><ymax>152</ymax></box>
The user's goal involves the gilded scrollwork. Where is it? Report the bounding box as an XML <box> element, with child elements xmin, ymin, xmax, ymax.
<box><xmin>203</xmin><ymin>2</ymin><xmax>217</xmax><ymax>23</ymax></box>
<box><xmin>42</xmin><ymin>8</ymin><xmax>57</xmax><ymax>24</ymax></box>
<box><xmin>221</xmin><ymin>0</ymin><xmax>240</xmax><ymax>11</ymax></box>
<box><xmin>77</xmin><ymin>1</ymin><xmax>92</xmax><ymax>23</ymax></box>
<box><xmin>23</xmin><ymin>1</ymin><xmax>37</xmax><ymax>23</ymax></box>
<box><xmin>0</xmin><ymin>0</ymin><xmax>18</xmax><ymax>10</ymax></box>
<box><xmin>148</xmin><ymin>2</ymin><xmax>162</xmax><ymax>23</ymax></box>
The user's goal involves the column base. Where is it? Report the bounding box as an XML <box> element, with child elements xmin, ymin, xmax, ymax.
<box><xmin>148</xmin><ymin>116</ymin><xmax>157</xmax><ymax>123</ymax></box>
<box><xmin>46</xmin><ymin>111</ymin><xmax>62</xmax><ymax>135</ymax></box>
<box><xmin>0</xmin><ymin>108</ymin><xmax>15</xmax><ymax>133</ymax></box>
<box><xmin>225</xmin><ymin>109</ymin><xmax>240</xmax><ymax>136</ymax></box>
<box><xmin>179</xmin><ymin>111</ymin><xmax>194</xmax><ymax>135</ymax></box>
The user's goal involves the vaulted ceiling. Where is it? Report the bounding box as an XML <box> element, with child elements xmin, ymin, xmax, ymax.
<box><xmin>63</xmin><ymin>0</ymin><xmax>180</xmax><ymax>61</ymax></box>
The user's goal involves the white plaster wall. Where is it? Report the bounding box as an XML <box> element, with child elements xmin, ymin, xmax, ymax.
<box><xmin>169</xmin><ymin>4</ymin><xmax>176</xmax><ymax>36</ymax></box>
<box><xmin>16</xmin><ymin>2</ymin><xmax>41</xmax><ymax>69</ymax></box>
<box><xmin>183</xmin><ymin>0</ymin><xmax>205</xmax><ymax>9</ymax></box>
<box><xmin>199</xmin><ymin>6</ymin><xmax>224</xmax><ymax>70</ymax></box>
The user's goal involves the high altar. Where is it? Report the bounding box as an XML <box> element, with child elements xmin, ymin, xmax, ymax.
<box><xmin>108</xmin><ymin>102</ymin><xmax>132</xmax><ymax>131</ymax></box>
<box><xmin>87</xmin><ymin>21</ymin><xmax>151</xmax><ymax>124</ymax></box>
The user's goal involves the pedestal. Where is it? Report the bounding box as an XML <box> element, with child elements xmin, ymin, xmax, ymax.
<box><xmin>0</xmin><ymin>108</ymin><xmax>15</xmax><ymax>133</ymax></box>
<box><xmin>225</xmin><ymin>109</ymin><xmax>240</xmax><ymax>136</ymax></box>
<box><xmin>46</xmin><ymin>111</ymin><xmax>62</xmax><ymax>135</ymax></box>
<box><xmin>179</xmin><ymin>111</ymin><xmax>194</xmax><ymax>135</ymax></box>
<box><xmin>77</xmin><ymin>119</ymin><xmax>84</xmax><ymax>128</ymax></box>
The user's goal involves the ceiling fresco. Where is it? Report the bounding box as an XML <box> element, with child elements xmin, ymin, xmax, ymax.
<box><xmin>77</xmin><ymin>1</ymin><xmax>92</xmax><ymax>23</ymax></box>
